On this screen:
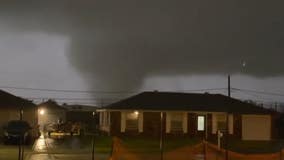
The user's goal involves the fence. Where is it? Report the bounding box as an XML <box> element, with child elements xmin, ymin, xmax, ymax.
<box><xmin>110</xmin><ymin>137</ymin><xmax>284</xmax><ymax>160</ymax></box>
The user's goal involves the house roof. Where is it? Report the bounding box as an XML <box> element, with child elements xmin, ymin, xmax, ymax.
<box><xmin>38</xmin><ymin>100</ymin><xmax>66</xmax><ymax>110</ymax></box>
<box><xmin>63</xmin><ymin>104</ymin><xmax>99</xmax><ymax>112</ymax></box>
<box><xmin>0</xmin><ymin>90</ymin><xmax>35</xmax><ymax>108</ymax></box>
<box><xmin>105</xmin><ymin>91</ymin><xmax>273</xmax><ymax>114</ymax></box>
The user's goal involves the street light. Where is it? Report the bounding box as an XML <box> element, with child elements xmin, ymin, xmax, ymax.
<box><xmin>39</xmin><ymin>109</ymin><xmax>45</xmax><ymax>115</ymax></box>
<box><xmin>134</xmin><ymin>111</ymin><xmax>139</xmax><ymax>115</ymax></box>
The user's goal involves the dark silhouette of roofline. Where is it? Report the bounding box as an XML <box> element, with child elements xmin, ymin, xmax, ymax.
<box><xmin>105</xmin><ymin>91</ymin><xmax>274</xmax><ymax>114</ymax></box>
<box><xmin>0</xmin><ymin>89</ymin><xmax>35</xmax><ymax>108</ymax></box>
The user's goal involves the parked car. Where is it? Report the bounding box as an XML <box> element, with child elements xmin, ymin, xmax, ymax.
<box><xmin>3</xmin><ymin>120</ymin><xmax>32</xmax><ymax>145</ymax></box>
<box><xmin>45</xmin><ymin>121</ymin><xmax>85</xmax><ymax>137</ymax></box>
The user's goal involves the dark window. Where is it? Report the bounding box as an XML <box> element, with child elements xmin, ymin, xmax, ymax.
<box><xmin>126</xmin><ymin>120</ymin><xmax>138</xmax><ymax>131</ymax></box>
<box><xmin>171</xmin><ymin>121</ymin><xmax>183</xmax><ymax>132</ymax></box>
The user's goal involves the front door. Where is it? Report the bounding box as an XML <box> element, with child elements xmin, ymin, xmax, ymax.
<box><xmin>197</xmin><ymin>115</ymin><xmax>206</xmax><ymax>138</ymax></box>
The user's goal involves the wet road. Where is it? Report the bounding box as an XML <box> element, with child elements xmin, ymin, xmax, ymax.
<box><xmin>25</xmin><ymin>134</ymin><xmax>109</xmax><ymax>160</ymax></box>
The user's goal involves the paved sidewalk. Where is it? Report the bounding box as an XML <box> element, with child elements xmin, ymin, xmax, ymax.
<box><xmin>25</xmin><ymin>134</ymin><xmax>109</xmax><ymax>160</ymax></box>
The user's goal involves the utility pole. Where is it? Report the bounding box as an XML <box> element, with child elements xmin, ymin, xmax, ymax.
<box><xmin>228</xmin><ymin>75</ymin><xmax>231</xmax><ymax>98</ymax></box>
<box><xmin>92</xmin><ymin>111</ymin><xmax>96</xmax><ymax>160</ymax></box>
<box><xmin>225</xmin><ymin>75</ymin><xmax>230</xmax><ymax>160</ymax></box>
<box><xmin>18</xmin><ymin>107</ymin><xmax>24</xmax><ymax>160</ymax></box>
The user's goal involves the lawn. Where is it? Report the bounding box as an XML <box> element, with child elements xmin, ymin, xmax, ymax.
<box><xmin>110</xmin><ymin>136</ymin><xmax>204</xmax><ymax>160</ymax></box>
<box><xmin>46</xmin><ymin>135</ymin><xmax>113</xmax><ymax>154</ymax></box>
<box><xmin>0</xmin><ymin>144</ymin><xmax>33</xmax><ymax>160</ymax></box>
<box><xmin>92</xmin><ymin>135</ymin><xmax>113</xmax><ymax>153</ymax></box>
<box><xmin>209</xmin><ymin>137</ymin><xmax>284</xmax><ymax>154</ymax></box>
<box><xmin>227</xmin><ymin>139</ymin><xmax>284</xmax><ymax>154</ymax></box>
<box><xmin>120</xmin><ymin>136</ymin><xmax>202</xmax><ymax>153</ymax></box>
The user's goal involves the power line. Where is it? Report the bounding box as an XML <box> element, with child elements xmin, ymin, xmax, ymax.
<box><xmin>232</xmin><ymin>88</ymin><xmax>284</xmax><ymax>97</ymax></box>
<box><xmin>175</xmin><ymin>88</ymin><xmax>227</xmax><ymax>92</ymax></box>
<box><xmin>0</xmin><ymin>86</ymin><xmax>138</xmax><ymax>94</ymax></box>
<box><xmin>25</xmin><ymin>97</ymin><xmax>119</xmax><ymax>101</ymax></box>
<box><xmin>0</xmin><ymin>85</ymin><xmax>227</xmax><ymax>94</ymax></box>
<box><xmin>232</xmin><ymin>89</ymin><xmax>277</xmax><ymax>102</ymax></box>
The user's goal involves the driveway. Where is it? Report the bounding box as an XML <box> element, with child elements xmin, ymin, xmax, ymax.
<box><xmin>25</xmin><ymin>134</ymin><xmax>110</xmax><ymax>160</ymax></box>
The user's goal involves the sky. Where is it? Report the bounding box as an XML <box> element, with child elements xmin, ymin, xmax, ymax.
<box><xmin>0</xmin><ymin>0</ymin><xmax>284</xmax><ymax>106</ymax></box>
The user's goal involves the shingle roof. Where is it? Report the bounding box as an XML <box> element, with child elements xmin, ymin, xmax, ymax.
<box><xmin>0</xmin><ymin>90</ymin><xmax>35</xmax><ymax>108</ymax></box>
<box><xmin>105</xmin><ymin>91</ymin><xmax>273</xmax><ymax>114</ymax></box>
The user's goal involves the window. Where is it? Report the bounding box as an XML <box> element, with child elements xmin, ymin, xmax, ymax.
<box><xmin>125</xmin><ymin>111</ymin><xmax>139</xmax><ymax>131</ymax></box>
<box><xmin>170</xmin><ymin>113</ymin><xmax>183</xmax><ymax>132</ymax></box>
<box><xmin>197</xmin><ymin>116</ymin><xmax>205</xmax><ymax>131</ymax></box>
<box><xmin>100</xmin><ymin>112</ymin><xmax>110</xmax><ymax>126</ymax></box>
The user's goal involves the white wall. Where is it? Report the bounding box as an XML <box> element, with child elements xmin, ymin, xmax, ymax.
<box><xmin>242</xmin><ymin>115</ymin><xmax>271</xmax><ymax>140</ymax></box>
<box><xmin>166</xmin><ymin>112</ymin><xmax>171</xmax><ymax>133</ymax></box>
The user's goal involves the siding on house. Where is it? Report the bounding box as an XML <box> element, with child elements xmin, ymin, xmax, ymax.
<box><xmin>0</xmin><ymin>90</ymin><xmax>37</xmax><ymax>129</ymax></box>
<box><xmin>102</xmin><ymin>91</ymin><xmax>275</xmax><ymax>140</ymax></box>
<box><xmin>0</xmin><ymin>108</ymin><xmax>37</xmax><ymax>136</ymax></box>
<box><xmin>105</xmin><ymin>109</ymin><xmax>273</xmax><ymax>141</ymax></box>
<box><xmin>242</xmin><ymin>115</ymin><xmax>271</xmax><ymax>140</ymax></box>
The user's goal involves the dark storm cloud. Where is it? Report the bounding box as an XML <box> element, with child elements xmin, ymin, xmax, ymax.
<box><xmin>0</xmin><ymin>0</ymin><xmax>284</xmax><ymax>90</ymax></box>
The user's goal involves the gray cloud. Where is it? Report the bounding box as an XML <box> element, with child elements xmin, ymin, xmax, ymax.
<box><xmin>0</xmin><ymin>0</ymin><xmax>284</xmax><ymax>91</ymax></box>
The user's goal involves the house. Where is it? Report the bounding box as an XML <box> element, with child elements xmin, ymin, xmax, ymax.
<box><xmin>98</xmin><ymin>91</ymin><xmax>276</xmax><ymax>141</ymax></box>
<box><xmin>0</xmin><ymin>90</ymin><xmax>38</xmax><ymax>136</ymax></box>
<box><xmin>63</xmin><ymin>104</ymin><xmax>98</xmax><ymax>123</ymax></box>
<box><xmin>64</xmin><ymin>104</ymin><xmax>99</xmax><ymax>132</ymax></box>
<box><xmin>38</xmin><ymin>100</ymin><xmax>66</xmax><ymax>131</ymax></box>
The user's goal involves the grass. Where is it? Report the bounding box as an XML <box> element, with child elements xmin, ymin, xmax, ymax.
<box><xmin>227</xmin><ymin>139</ymin><xmax>284</xmax><ymax>154</ymax></box>
<box><xmin>0</xmin><ymin>144</ymin><xmax>33</xmax><ymax>160</ymax></box>
<box><xmin>120</xmin><ymin>136</ymin><xmax>202</xmax><ymax>153</ymax></box>
<box><xmin>92</xmin><ymin>135</ymin><xmax>113</xmax><ymax>153</ymax></box>
<box><xmin>209</xmin><ymin>137</ymin><xmax>284</xmax><ymax>154</ymax></box>
<box><xmin>46</xmin><ymin>135</ymin><xmax>113</xmax><ymax>154</ymax></box>
<box><xmin>164</xmin><ymin>137</ymin><xmax>201</xmax><ymax>151</ymax></box>
<box><xmin>75</xmin><ymin>135</ymin><xmax>112</xmax><ymax>153</ymax></box>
